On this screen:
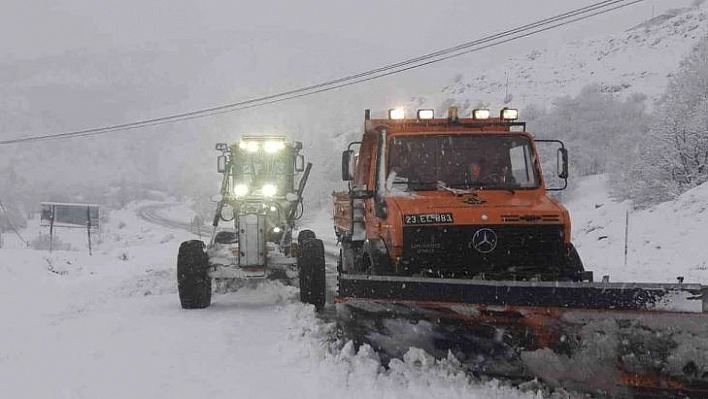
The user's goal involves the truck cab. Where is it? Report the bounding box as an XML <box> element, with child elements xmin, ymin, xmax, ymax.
<box><xmin>334</xmin><ymin>107</ymin><xmax>588</xmax><ymax>282</ymax></box>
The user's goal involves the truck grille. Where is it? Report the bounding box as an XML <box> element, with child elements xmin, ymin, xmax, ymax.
<box><xmin>401</xmin><ymin>224</ymin><xmax>565</xmax><ymax>277</ymax></box>
<box><xmin>501</xmin><ymin>214</ymin><xmax>561</xmax><ymax>223</ymax></box>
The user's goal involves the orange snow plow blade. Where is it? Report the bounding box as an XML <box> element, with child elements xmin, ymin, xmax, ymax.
<box><xmin>336</xmin><ymin>275</ymin><xmax>708</xmax><ymax>397</ymax></box>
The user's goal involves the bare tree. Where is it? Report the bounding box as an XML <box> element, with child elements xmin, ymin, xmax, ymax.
<box><xmin>619</xmin><ymin>37</ymin><xmax>708</xmax><ymax>207</ymax></box>
<box><xmin>527</xmin><ymin>85</ymin><xmax>648</xmax><ymax>195</ymax></box>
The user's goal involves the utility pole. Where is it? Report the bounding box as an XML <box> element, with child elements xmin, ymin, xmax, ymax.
<box><xmin>86</xmin><ymin>206</ymin><xmax>92</xmax><ymax>256</ymax></box>
<box><xmin>624</xmin><ymin>210</ymin><xmax>630</xmax><ymax>267</ymax></box>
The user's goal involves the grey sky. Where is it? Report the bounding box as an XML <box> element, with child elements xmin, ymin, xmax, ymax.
<box><xmin>0</xmin><ymin>0</ymin><xmax>694</xmax><ymax>211</ymax></box>
<box><xmin>0</xmin><ymin>0</ymin><xmax>687</xmax><ymax>136</ymax></box>
<box><xmin>4</xmin><ymin>1</ymin><xmax>679</xmax><ymax>63</ymax></box>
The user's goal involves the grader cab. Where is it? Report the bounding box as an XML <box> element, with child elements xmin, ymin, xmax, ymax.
<box><xmin>177</xmin><ymin>136</ymin><xmax>325</xmax><ymax>310</ymax></box>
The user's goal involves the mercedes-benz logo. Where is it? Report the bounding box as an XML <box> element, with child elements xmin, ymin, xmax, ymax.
<box><xmin>471</xmin><ymin>228</ymin><xmax>498</xmax><ymax>253</ymax></box>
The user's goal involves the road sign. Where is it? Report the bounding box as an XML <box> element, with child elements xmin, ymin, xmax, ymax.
<box><xmin>40</xmin><ymin>202</ymin><xmax>99</xmax><ymax>254</ymax></box>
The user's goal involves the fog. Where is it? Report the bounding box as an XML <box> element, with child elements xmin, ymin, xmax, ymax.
<box><xmin>0</xmin><ymin>0</ymin><xmax>689</xmax><ymax>213</ymax></box>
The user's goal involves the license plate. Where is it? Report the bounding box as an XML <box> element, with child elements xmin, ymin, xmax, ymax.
<box><xmin>404</xmin><ymin>213</ymin><xmax>454</xmax><ymax>225</ymax></box>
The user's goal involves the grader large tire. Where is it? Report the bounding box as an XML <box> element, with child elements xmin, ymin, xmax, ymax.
<box><xmin>297</xmin><ymin>229</ymin><xmax>316</xmax><ymax>245</ymax></box>
<box><xmin>177</xmin><ymin>240</ymin><xmax>212</xmax><ymax>309</ymax></box>
<box><xmin>298</xmin><ymin>238</ymin><xmax>326</xmax><ymax>311</ymax></box>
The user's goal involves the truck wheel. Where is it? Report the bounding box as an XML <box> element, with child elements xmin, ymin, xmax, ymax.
<box><xmin>297</xmin><ymin>229</ymin><xmax>316</xmax><ymax>245</ymax></box>
<box><xmin>177</xmin><ymin>240</ymin><xmax>212</xmax><ymax>309</ymax></box>
<box><xmin>299</xmin><ymin>238</ymin><xmax>326</xmax><ymax>311</ymax></box>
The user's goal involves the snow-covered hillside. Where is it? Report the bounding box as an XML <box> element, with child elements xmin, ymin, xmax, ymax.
<box><xmin>568</xmin><ymin>175</ymin><xmax>708</xmax><ymax>284</ymax></box>
<box><xmin>417</xmin><ymin>3</ymin><xmax>708</xmax><ymax>113</ymax></box>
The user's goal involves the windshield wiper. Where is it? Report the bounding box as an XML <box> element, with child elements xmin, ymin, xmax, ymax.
<box><xmin>447</xmin><ymin>182</ymin><xmax>516</xmax><ymax>195</ymax></box>
<box><xmin>437</xmin><ymin>181</ymin><xmax>478</xmax><ymax>195</ymax></box>
<box><xmin>390</xmin><ymin>181</ymin><xmax>439</xmax><ymax>191</ymax></box>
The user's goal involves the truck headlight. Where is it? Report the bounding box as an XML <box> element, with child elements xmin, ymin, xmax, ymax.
<box><xmin>262</xmin><ymin>184</ymin><xmax>278</xmax><ymax>197</ymax></box>
<box><xmin>234</xmin><ymin>184</ymin><xmax>249</xmax><ymax>197</ymax></box>
<box><xmin>472</xmin><ymin>109</ymin><xmax>490</xmax><ymax>120</ymax></box>
<box><xmin>388</xmin><ymin>108</ymin><xmax>405</xmax><ymax>120</ymax></box>
<box><xmin>500</xmin><ymin>108</ymin><xmax>519</xmax><ymax>120</ymax></box>
<box><xmin>264</xmin><ymin>141</ymin><xmax>286</xmax><ymax>153</ymax></box>
<box><xmin>417</xmin><ymin>109</ymin><xmax>434</xmax><ymax>120</ymax></box>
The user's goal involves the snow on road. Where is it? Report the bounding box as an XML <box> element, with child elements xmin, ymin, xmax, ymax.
<box><xmin>4</xmin><ymin>176</ymin><xmax>707</xmax><ymax>398</ymax></box>
<box><xmin>0</xmin><ymin>203</ymin><xmax>540</xmax><ymax>398</ymax></box>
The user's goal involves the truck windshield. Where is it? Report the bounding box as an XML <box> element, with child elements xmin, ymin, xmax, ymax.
<box><xmin>386</xmin><ymin>134</ymin><xmax>540</xmax><ymax>191</ymax></box>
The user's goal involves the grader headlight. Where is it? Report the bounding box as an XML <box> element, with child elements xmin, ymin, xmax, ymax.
<box><xmin>239</xmin><ymin>141</ymin><xmax>260</xmax><ymax>152</ymax></box>
<box><xmin>262</xmin><ymin>184</ymin><xmax>278</xmax><ymax>197</ymax></box>
<box><xmin>264</xmin><ymin>141</ymin><xmax>286</xmax><ymax>153</ymax></box>
<box><xmin>233</xmin><ymin>184</ymin><xmax>249</xmax><ymax>197</ymax></box>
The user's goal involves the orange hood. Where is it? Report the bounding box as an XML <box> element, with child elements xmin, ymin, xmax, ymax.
<box><xmin>383</xmin><ymin>190</ymin><xmax>567</xmax><ymax>226</ymax></box>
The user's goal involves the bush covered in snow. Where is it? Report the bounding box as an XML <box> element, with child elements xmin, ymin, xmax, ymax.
<box><xmin>523</xmin><ymin>35</ymin><xmax>708</xmax><ymax>209</ymax></box>
<box><xmin>526</xmin><ymin>84</ymin><xmax>649</xmax><ymax>201</ymax></box>
<box><xmin>29</xmin><ymin>233</ymin><xmax>71</xmax><ymax>251</ymax></box>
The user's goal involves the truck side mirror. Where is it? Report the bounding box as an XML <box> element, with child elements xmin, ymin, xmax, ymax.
<box><xmin>557</xmin><ymin>148</ymin><xmax>568</xmax><ymax>179</ymax></box>
<box><xmin>342</xmin><ymin>150</ymin><xmax>355</xmax><ymax>181</ymax></box>
<box><xmin>215</xmin><ymin>143</ymin><xmax>228</xmax><ymax>151</ymax></box>
<box><xmin>295</xmin><ymin>155</ymin><xmax>305</xmax><ymax>172</ymax></box>
<box><xmin>217</xmin><ymin>155</ymin><xmax>227</xmax><ymax>173</ymax></box>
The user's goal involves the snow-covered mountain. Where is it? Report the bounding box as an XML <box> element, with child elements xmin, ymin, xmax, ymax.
<box><xmin>415</xmin><ymin>3</ymin><xmax>708</xmax><ymax>114</ymax></box>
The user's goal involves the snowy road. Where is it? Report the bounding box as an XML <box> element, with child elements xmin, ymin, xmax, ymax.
<box><xmin>0</xmin><ymin>203</ymin><xmax>537</xmax><ymax>399</ymax></box>
<box><xmin>5</xmin><ymin>175</ymin><xmax>706</xmax><ymax>397</ymax></box>
<box><xmin>136</xmin><ymin>202</ymin><xmax>215</xmax><ymax>237</ymax></box>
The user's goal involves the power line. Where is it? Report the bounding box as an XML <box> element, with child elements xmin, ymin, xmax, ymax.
<box><xmin>218</xmin><ymin>1</ymin><xmax>645</xmax><ymax>113</ymax></box>
<box><xmin>0</xmin><ymin>0</ymin><xmax>644</xmax><ymax>145</ymax></box>
<box><xmin>0</xmin><ymin>0</ymin><xmax>639</xmax><ymax>144</ymax></box>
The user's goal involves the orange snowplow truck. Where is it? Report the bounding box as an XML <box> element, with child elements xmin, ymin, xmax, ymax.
<box><xmin>332</xmin><ymin>108</ymin><xmax>708</xmax><ymax>396</ymax></box>
<box><xmin>334</xmin><ymin>107</ymin><xmax>587</xmax><ymax>281</ymax></box>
